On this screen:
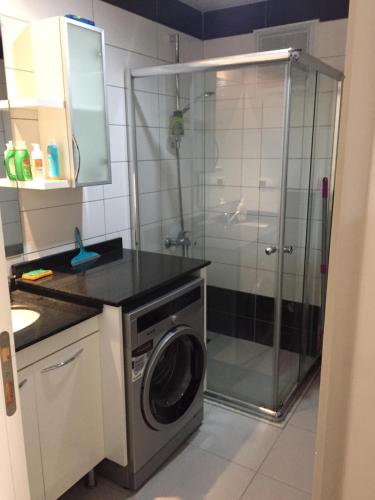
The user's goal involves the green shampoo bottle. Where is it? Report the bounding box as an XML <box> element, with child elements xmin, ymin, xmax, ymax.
<box><xmin>15</xmin><ymin>140</ymin><xmax>32</xmax><ymax>181</ymax></box>
<box><xmin>4</xmin><ymin>141</ymin><xmax>17</xmax><ymax>181</ymax></box>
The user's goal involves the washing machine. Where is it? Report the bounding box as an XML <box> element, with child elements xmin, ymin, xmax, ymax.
<box><xmin>100</xmin><ymin>277</ymin><xmax>206</xmax><ymax>490</ymax></box>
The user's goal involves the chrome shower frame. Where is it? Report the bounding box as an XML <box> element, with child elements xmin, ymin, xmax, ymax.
<box><xmin>126</xmin><ymin>48</ymin><xmax>344</xmax><ymax>420</ymax></box>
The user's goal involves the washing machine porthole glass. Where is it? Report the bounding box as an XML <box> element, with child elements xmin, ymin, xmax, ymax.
<box><xmin>147</xmin><ymin>332</ymin><xmax>204</xmax><ymax>425</ymax></box>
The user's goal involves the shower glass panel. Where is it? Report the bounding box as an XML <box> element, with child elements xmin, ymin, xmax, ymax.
<box><xmin>299</xmin><ymin>73</ymin><xmax>340</xmax><ymax>381</ymax></box>
<box><xmin>204</xmin><ymin>63</ymin><xmax>287</xmax><ymax>410</ymax></box>
<box><xmin>129</xmin><ymin>49</ymin><xmax>343</xmax><ymax>420</ymax></box>
<box><xmin>277</xmin><ymin>65</ymin><xmax>318</xmax><ymax>405</ymax></box>
<box><xmin>134</xmin><ymin>72</ymin><xmax>205</xmax><ymax>258</ymax></box>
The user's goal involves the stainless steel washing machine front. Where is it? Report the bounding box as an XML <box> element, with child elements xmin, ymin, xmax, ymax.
<box><xmin>124</xmin><ymin>277</ymin><xmax>206</xmax><ymax>489</ymax></box>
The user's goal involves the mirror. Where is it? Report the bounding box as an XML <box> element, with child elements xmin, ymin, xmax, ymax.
<box><xmin>0</xmin><ymin>30</ymin><xmax>24</xmax><ymax>257</ymax></box>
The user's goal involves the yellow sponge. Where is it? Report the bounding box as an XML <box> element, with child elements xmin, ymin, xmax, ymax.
<box><xmin>22</xmin><ymin>269</ymin><xmax>53</xmax><ymax>281</ymax></box>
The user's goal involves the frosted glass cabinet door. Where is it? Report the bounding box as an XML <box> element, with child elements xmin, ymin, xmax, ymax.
<box><xmin>66</xmin><ymin>21</ymin><xmax>111</xmax><ymax>186</ymax></box>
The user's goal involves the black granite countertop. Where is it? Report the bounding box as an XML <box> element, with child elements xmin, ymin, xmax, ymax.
<box><xmin>13</xmin><ymin>239</ymin><xmax>210</xmax><ymax>309</ymax></box>
<box><xmin>11</xmin><ymin>290</ymin><xmax>101</xmax><ymax>352</ymax></box>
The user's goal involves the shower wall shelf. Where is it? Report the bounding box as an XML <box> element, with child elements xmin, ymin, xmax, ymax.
<box><xmin>0</xmin><ymin>98</ymin><xmax>65</xmax><ymax>109</ymax></box>
<box><xmin>0</xmin><ymin>178</ymin><xmax>70</xmax><ymax>190</ymax></box>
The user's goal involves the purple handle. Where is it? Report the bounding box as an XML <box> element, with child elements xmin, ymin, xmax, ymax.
<box><xmin>322</xmin><ymin>177</ymin><xmax>329</xmax><ymax>199</ymax></box>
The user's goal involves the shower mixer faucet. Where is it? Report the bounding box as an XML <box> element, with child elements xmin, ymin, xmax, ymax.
<box><xmin>164</xmin><ymin>230</ymin><xmax>191</xmax><ymax>250</ymax></box>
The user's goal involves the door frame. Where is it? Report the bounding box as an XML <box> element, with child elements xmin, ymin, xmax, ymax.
<box><xmin>0</xmin><ymin>215</ymin><xmax>30</xmax><ymax>500</ymax></box>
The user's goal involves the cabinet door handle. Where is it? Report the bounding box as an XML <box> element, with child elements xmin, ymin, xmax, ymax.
<box><xmin>41</xmin><ymin>348</ymin><xmax>84</xmax><ymax>373</ymax></box>
<box><xmin>18</xmin><ymin>378</ymin><xmax>28</xmax><ymax>389</ymax></box>
<box><xmin>72</xmin><ymin>134</ymin><xmax>81</xmax><ymax>182</ymax></box>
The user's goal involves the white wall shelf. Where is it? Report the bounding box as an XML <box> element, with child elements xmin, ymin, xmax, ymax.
<box><xmin>0</xmin><ymin>178</ymin><xmax>70</xmax><ymax>190</ymax></box>
<box><xmin>0</xmin><ymin>98</ymin><xmax>65</xmax><ymax>110</ymax></box>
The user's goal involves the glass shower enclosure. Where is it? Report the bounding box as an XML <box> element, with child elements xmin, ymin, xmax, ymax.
<box><xmin>126</xmin><ymin>48</ymin><xmax>343</xmax><ymax>420</ymax></box>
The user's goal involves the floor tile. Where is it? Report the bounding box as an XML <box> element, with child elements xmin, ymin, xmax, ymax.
<box><xmin>259</xmin><ymin>426</ymin><xmax>316</xmax><ymax>493</ymax></box>
<box><xmin>288</xmin><ymin>377</ymin><xmax>320</xmax><ymax>433</ymax></box>
<box><xmin>241</xmin><ymin>473</ymin><xmax>311</xmax><ymax>500</ymax></box>
<box><xmin>190</xmin><ymin>404</ymin><xmax>281</xmax><ymax>470</ymax></box>
<box><xmin>133</xmin><ymin>444</ymin><xmax>254</xmax><ymax>500</ymax></box>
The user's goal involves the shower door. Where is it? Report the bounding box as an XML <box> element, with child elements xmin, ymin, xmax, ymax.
<box><xmin>204</xmin><ymin>62</ymin><xmax>288</xmax><ymax>411</ymax></box>
<box><xmin>277</xmin><ymin>66</ymin><xmax>341</xmax><ymax>408</ymax></box>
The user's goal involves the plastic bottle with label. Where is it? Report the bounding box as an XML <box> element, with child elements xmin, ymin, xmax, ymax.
<box><xmin>4</xmin><ymin>141</ymin><xmax>17</xmax><ymax>181</ymax></box>
<box><xmin>31</xmin><ymin>143</ymin><xmax>45</xmax><ymax>180</ymax></box>
<box><xmin>15</xmin><ymin>140</ymin><xmax>32</xmax><ymax>181</ymax></box>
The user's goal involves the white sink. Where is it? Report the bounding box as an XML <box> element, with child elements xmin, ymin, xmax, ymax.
<box><xmin>11</xmin><ymin>308</ymin><xmax>40</xmax><ymax>333</ymax></box>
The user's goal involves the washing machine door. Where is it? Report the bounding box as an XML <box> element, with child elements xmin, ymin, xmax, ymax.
<box><xmin>142</xmin><ymin>325</ymin><xmax>206</xmax><ymax>430</ymax></box>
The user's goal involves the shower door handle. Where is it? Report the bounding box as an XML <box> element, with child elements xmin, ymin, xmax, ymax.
<box><xmin>265</xmin><ymin>246</ymin><xmax>277</xmax><ymax>256</ymax></box>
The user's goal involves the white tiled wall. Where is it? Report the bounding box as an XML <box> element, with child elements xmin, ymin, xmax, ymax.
<box><xmin>0</xmin><ymin>0</ymin><xmax>203</xmax><ymax>268</ymax></box>
<box><xmin>201</xmin><ymin>19</ymin><xmax>346</xmax><ymax>303</ymax></box>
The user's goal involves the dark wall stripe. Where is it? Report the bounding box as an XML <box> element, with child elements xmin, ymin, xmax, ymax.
<box><xmin>265</xmin><ymin>0</ymin><xmax>318</xmax><ymax>29</ymax></box>
<box><xmin>103</xmin><ymin>0</ymin><xmax>157</xmax><ymax>20</ymax></box>
<box><xmin>102</xmin><ymin>0</ymin><xmax>349</xmax><ymax>41</ymax></box>
<box><xmin>204</xmin><ymin>2</ymin><xmax>266</xmax><ymax>40</ymax></box>
<box><xmin>157</xmin><ymin>0</ymin><xmax>203</xmax><ymax>40</ymax></box>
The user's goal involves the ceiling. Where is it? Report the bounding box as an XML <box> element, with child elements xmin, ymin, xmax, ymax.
<box><xmin>179</xmin><ymin>0</ymin><xmax>263</xmax><ymax>12</ymax></box>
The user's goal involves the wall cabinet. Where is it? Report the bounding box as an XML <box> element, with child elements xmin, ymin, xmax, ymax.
<box><xmin>0</xmin><ymin>16</ymin><xmax>111</xmax><ymax>189</ymax></box>
<box><xmin>18</xmin><ymin>332</ymin><xmax>104</xmax><ymax>500</ymax></box>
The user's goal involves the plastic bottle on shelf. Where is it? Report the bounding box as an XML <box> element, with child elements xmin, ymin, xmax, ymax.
<box><xmin>30</xmin><ymin>143</ymin><xmax>45</xmax><ymax>180</ymax></box>
<box><xmin>4</xmin><ymin>141</ymin><xmax>17</xmax><ymax>181</ymax></box>
<box><xmin>15</xmin><ymin>140</ymin><xmax>32</xmax><ymax>181</ymax></box>
<box><xmin>47</xmin><ymin>141</ymin><xmax>60</xmax><ymax>178</ymax></box>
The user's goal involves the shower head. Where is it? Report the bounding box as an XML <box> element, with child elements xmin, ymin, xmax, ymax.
<box><xmin>180</xmin><ymin>90</ymin><xmax>215</xmax><ymax>115</ymax></box>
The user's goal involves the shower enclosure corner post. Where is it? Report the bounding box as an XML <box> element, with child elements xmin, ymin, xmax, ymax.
<box><xmin>272</xmin><ymin>60</ymin><xmax>294</xmax><ymax>414</ymax></box>
<box><xmin>125</xmin><ymin>69</ymin><xmax>141</xmax><ymax>250</ymax></box>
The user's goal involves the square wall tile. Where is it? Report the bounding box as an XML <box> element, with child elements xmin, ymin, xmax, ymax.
<box><xmin>104</xmin><ymin>162</ymin><xmax>129</xmax><ymax>199</ymax></box>
<box><xmin>260</xmin><ymin>159</ymin><xmax>282</xmax><ymax>188</ymax></box>
<box><xmin>242</xmin><ymin>158</ymin><xmax>260</xmax><ymax>187</ymax></box>
<box><xmin>261</xmin><ymin>128</ymin><xmax>283</xmax><ymax>158</ymax></box>
<box><xmin>139</xmin><ymin>191</ymin><xmax>162</xmax><ymax>225</ymax></box>
<box><xmin>134</xmin><ymin>91</ymin><xmax>159</xmax><ymax>128</ymax></box>
<box><xmin>241</xmin><ymin>187</ymin><xmax>260</xmax><ymax>213</ymax></box>
<box><xmin>140</xmin><ymin>222</ymin><xmax>163</xmax><ymax>252</ymax></box>
<box><xmin>94</xmin><ymin>0</ymin><xmax>158</xmax><ymax>58</ymax></box>
<box><xmin>206</xmin><ymin>159</ymin><xmax>242</xmax><ymax>187</ymax></box>
<box><xmin>109</xmin><ymin>125</ymin><xmax>127</xmax><ymax>162</ymax></box>
<box><xmin>136</xmin><ymin>127</ymin><xmax>160</xmax><ymax>161</ymax></box>
<box><xmin>138</xmin><ymin>161</ymin><xmax>161</xmax><ymax>193</ymax></box>
<box><xmin>211</xmin><ymin>130</ymin><xmax>243</xmax><ymax>159</ymax></box>
<box><xmin>242</xmin><ymin>129</ymin><xmax>261</xmax><ymax>158</ymax></box>
<box><xmin>107</xmin><ymin>85</ymin><xmax>126</xmax><ymax>126</ymax></box>
<box><xmin>259</xmin><ymin>188</ymin><xmax>281</xmax><ymax>217</ymax></box>
<box><xmin>104</xmin><ymin>196</ymin><xmax>130</xmax><ymax>234</ymax></box>
<box><xmin>82</xmin><ymin>200</ymin><xmax>106</xmax><ymax>240</ymax></box>
<box><xmin>243</xmin><ymin>100</ymin><xmax>262</xmax><ymax>129</ymax></box>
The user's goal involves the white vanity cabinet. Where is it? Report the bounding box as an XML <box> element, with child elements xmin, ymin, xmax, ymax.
<box><xmin>17</xmin><ymin>320</ymin><xmax>105</xmax><ymax>500</ymax></box>
<box><xmin>17</xmin><ymin>366</ymin><xmax>45</xmax><ymax>500</ymax></box>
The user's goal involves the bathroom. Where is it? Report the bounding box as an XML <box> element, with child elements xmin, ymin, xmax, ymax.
<box><xmin>0</xmin><ymin>0</ymin><xmax>374</xmax><ymax>499</ymax></box>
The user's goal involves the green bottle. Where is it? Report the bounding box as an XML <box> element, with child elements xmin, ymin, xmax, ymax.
<box><xmin>15</xmin><ymin>140</ymin><xmax>32</xmax><ymax>181</ymax></box>
<box><xmin>4</xmin><ymin>141</ymin><xmax>17</xmax><ymax>181</ymax></box>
